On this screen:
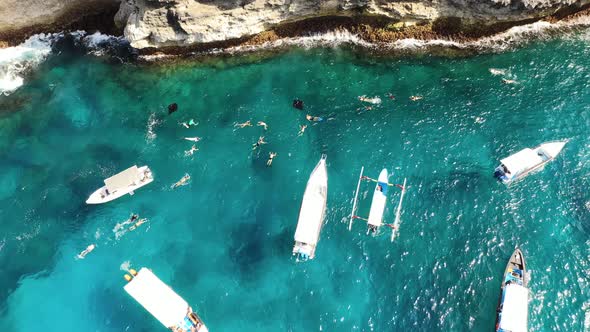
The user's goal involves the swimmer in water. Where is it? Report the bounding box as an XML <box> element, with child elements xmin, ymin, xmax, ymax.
<box><xmin>298</xmin><ymin>124</ymin><xmax>307</xmax><ymax>136</ymax></box>
<box><xmin>267</xmin><ymin>152</ymin><xmax>277</xmax><ymax>166</ymax></box>
<box><xmin>252</xmin><ymin>136</ymin><xmax>267</xmax><ymax>150</ymax></box>
<box><xmin>185</xmin><ymin>145</ymin><xmax>199</xmax><ymax>156</ymax></box>
<box><xmin>306</xmin><ymin>114</ymin><xmax>323</xmax><ymax>122</ymax></box>
<box><xmin>235</xmin><ymin>120</ymin><xmax>252</xmax><ymax>128</ymax></box>
<box><xmin>502</xmin><ymin>78</ymin><xmax>517</xmax><ymax>84</ymax></box>
<box><xmin>171</xmin><ymin>174</ymin><xmax>190</xmax><ymax>189</ymax></box>
<box><xmin>181</xmin><ymin>119</ymin><xmax>198</xmax><ymax>128</ymax></box>
<box><xmin>77</xmin><ymin>244</ymin><xmax>96</xmax><ymax>259</ymax></box>
<box><xmin>386</xmin><ymin>93</ymin><xmax>395</xmax><ymax>100</ymax></box>
<box><xmin>257</xmin><ymin>121</ymin><xmax>268</xmax><ymax>130</ymax></box>
<box><xmin>410</xmin><ymin>95</ymin><xmax>423</xmax><ymax>101</ymax></box>
<box><xmin>128</xmin><ymin>218</ymin><xmax>148</xmax><ymax>231</ymax></box>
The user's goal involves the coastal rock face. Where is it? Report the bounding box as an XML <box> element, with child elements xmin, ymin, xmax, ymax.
<box><xmin>116</xmin><ymin>0</ymin><xmax>589</xmax><ymax>49</ymax></box>
<box><xmin>0</xmin><ymin>0</ymin><xmax>120</xmax><ymax>35</ymax></box>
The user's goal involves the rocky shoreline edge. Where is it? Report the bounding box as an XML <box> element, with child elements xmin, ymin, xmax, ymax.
<box><xmin>0</xmin><ymin>3</ymin><xmax>589</xmax><ymax>55</ymax></box>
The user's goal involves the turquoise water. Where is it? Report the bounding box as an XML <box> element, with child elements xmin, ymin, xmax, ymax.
<box><xmin>1</xmin><ymin>32</ymin><xmax>590</xmax><ymax>331</ymax></box>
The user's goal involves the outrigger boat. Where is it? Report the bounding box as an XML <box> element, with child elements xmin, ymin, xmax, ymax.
<box><xmin>495</xmin><ymin>249</ymin><xmax>529</xmax><ymax>332</ymax></box>
<box><xmin>494</xmin><ymin>140</ymin><xmax>567</xmax><ymax>184</ymax></box>
<box><xmin>124</xmin><ymin>267</ymin><xmax>208</xmax><ymax>332</ymax></box>
<box><xmin>86</xmin><ymin>165</ymin><xmax>153</xmax><ymax>204</ymax></box>
<box><xmin>349</xmin><ymin>167</ymin><xmax>407</xmax><ymax>241</ymax></box>
<box><xmin>293</xmin><ymin>154</ymin><xmax>328</xmax><ymax>261</ymax></box>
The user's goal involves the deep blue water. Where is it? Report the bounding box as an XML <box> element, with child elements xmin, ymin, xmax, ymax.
<box><xmin>0</xmin><ymin>31</ymin><xmax>590</xmax><ymax>331</ymax></box>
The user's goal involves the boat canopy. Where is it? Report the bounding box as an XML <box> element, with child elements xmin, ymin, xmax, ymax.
<box><xmin>294</xmin><ymin>161</ymin><xmax>327</xmax><ymax>245</ymax></box>
<box><xmin>499</xmin><ymin>284</ymin><xmax>528</xmax><ymax>332</ymax></box>
<box><xmin>105</xmin><ymin>165</ymin><xmax>140</xmax><ymax>192</ymax></box>
<box><xmin>500</xmin><ymin>149</ymin><xmax>543</xmax><ymax>175</ymax></box>
<box><xmin>124</xmin><ymin>268</ymin><xmax>189</xmax><ymax>328</ymax></box>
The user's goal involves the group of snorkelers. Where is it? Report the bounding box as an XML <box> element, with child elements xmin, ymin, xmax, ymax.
<box><xmin>78</xmin><ymin>214</ymin><xmax>149</xmax><ymax>259</ymax></box>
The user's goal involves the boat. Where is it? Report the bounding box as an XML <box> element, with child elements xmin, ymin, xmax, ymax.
<box><xmin>349</xmin><ymin>167</ymin><xmax>407</xmax><ymax>238</ymax></box>
<box><xmin>124</xmin><ymin>267</ymin><xmax>208</xmax><ymax>332</ymax></box>
<box><xmin>494</xmin><ymin>140</ymin><xmax>567</xmax><ymax>184</ymax></box>
<box><xmin>495</xmin><ymin>249</ymin><xmax>529</xmax><ymax>332</ymax></box>
<box><xmin>367</xmin><ymin>169</ymin><xmax>388</xmax><ymax>233</ymax></box>
<box><xmin>86</xmin><ymin>165</ymin><xmax>153</xmax><ymax>204</ymax></box>
<box><xmin>293</xmin><ymin>154</ymin><xmax>328</xmax><ymax>261</ymax></box>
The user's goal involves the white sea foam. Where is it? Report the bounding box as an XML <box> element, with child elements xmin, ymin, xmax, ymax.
<box><xmin>184</xmin><ymin>13</ymin><xmax>590</xmax><ymax>57</ymax></box>
<box><xmin>0</xmin><ymin>33</ymin><xmax>59</xmax><ymax>96</ymax></box>
<box><xmin>82</xmin><ymin>32</ymin><xmax>127</xmax><ymax>56</ymax></box>
<box><xmin>120</xmin><ymin>260</ymin><xmax>131</xmax><ymax>272</ymax></box>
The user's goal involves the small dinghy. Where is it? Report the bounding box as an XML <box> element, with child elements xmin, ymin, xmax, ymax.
<box><xmin>86</xmin><ymin>165</ymin><xmax>153</xmax><ymax>204</ymax></box>
<box><xmin>124</xmin><ymin>267</ymin><xmax>208</xmax><ymax>332</ymax></box>
<box><xmin>495</xmin><ymin>249</ymin><xmax>529</xmax><ymax>332</ymax></box>
<box><xmin>494</xmin><ymin>140</ymin><xmax>567</xmax><ymax>184</ymax></box>
<box><xmin>293</xmin><ymin>154</ymin><xmax>328</xmax><ymax>261</ymax></box>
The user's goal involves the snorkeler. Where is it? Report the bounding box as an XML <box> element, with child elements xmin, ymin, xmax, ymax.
<box><xmin>77</xmin><ymin>244</ymin><xmax>96</xmax><ymax>259</ymax></box>
<box><xmin>168</xmin><ymin>103</ymin><xmax>178</xmax><ymax>114</ymax></box>
<box><xmin>502</xmin><ymin>78</ymin><xmax>517</xmax><ymax>84</ymax></box>
<box><xmin>410</xmin><ymin>95</ymin><xmax>423</xmax><ymax>101</ymax></box>
<box><xmin>181</xmin><ymin>119</ymin><xmax>198</xmax><ymax>128</ymax></box>
<box><xmin>252</xmin><ymin>136</ymin><xmax>267</xmax><ymax>150</ymax></box>
<box><xmin>306</xmin><ymin>114</ymin><xmax>324</xmax><ymax>122</ymax></box>
<box><xmin>267</xmin><ymin>152</ymin><xmax>277</xmax><ymax>166</ymax></box>
<box><xmin>128</xmin><ymin>218</ymin><xmax>148</xmax><ymax>231</ymax></box>
<box><xmin>298</xmin><ymin>124</ymin><xmax>307</xmax><ymax>136</ymax></box>
<box><xmin>293</xmin><ymin>99</ymin><xmax>304</xmax><ymax>110</ymax></box>
<box><xmin>235</xmin><ymin>120</ymin><xmax>252</xmax><ymax>128</ymax></box>
<box><xmin>171</xmin><ymin>174</ymin><xmax>191</xmax><ymax>189</ymax></box>
<box><xmin>185</xmin><ymin>145</ymin><xmax>199</xmax><ymax>156</ymax></box>
<box><xmin>257</xmin><ymin>121</ymin><xmax>268</xmax><ymax>130</ymax></box>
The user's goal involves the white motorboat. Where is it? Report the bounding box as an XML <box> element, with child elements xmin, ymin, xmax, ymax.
<box><xmin>293</xmin><ymin>154</ymin><xmax>328</xmax><ymax>261</ymax></box>
<box><xmin>494</xmin><ymin>140</ymin><xmax>567</xmax><ymax>184</ymax></box>
<box><xmin>86</xmin><ymin>165</ymin><xmax>153</xmax><ymax>204</ymax></box>
<box><xmin>124</xmin><ymin>267</ymin><xmax>208</xmax><ymax>332</ymax></box>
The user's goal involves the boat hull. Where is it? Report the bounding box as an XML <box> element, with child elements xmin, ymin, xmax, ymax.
<box><xmin>495</xmin><ymin>249</ymin><xmax>528</xmax><ymax>332</ymax></box>
<box><xmin>367</xmin><ymin>169</ymin><xmax>388</xmax><ymax>229</ymax></box>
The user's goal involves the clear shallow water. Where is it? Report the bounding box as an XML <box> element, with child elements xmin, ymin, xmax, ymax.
<box><xmin>0</xmin><ymin>32</ymin><xmax>590</xmax><ymax>331</ymax></box>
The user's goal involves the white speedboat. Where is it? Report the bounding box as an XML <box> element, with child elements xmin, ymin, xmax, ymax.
<box><xmin>495</xmin><ymin>249</ymin><xmax>528</xmax><ymax>332</ymax></box>
<box><xmin>86</xmin><ymin>165</ymin><xmax>153</xmax><ymax>204</ymax></box>
<box><xmin>494</xmin><ymin>141</ymin><xmax>567</xmax><ymax>184</ymax></box>
<box><xmin>124</xmin><ymin>267</ymin><xmax>208</xmax><ymax>332</ymax></box>
<box><xmin>293</xmin><ymin>154</ymin><xmax>328</xmax><ymax>261</ymax></box>
<box><xmin>367</xmin><ymin>169</ymin><xmax>388</xmax><ymax>233</ymax></box>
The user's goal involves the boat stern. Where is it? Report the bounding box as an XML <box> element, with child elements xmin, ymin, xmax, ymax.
<box><xmin>293</xmin><ymin>242</ymin><xmax>315</xmax><ymax>261</ymax></box>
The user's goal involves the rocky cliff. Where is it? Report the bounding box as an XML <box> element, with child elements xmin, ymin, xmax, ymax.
<box><xmin>0</xmin><ymin>0</ymin><xmax>121</xmax><ymax>45</ymax></box>
<box><xmin>115</xmin><ymin>0</ymin><xmax>590</xmax><ymax>49</ymax></box>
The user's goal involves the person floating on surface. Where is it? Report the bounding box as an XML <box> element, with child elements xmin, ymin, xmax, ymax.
<box><xmin>252</xmin><ymin>136</ymin><xmax>267</xmax><ymax>150</ymax></box>
<box><xmin>298</xmin><ymin>124</ymin><xmax>307</xmax><ymax>136</ymax></box>
<box><xmin>185</xmin><ymin>145</ymin><xmax>198</xmax><ymax>156</ymax></box>
<box><xmin>171</xmin><ymin>174</ymin><xmax>190</xmax><ymax>189</ymax></box>
<box><xmin>293</xmin><ymin>99</ymin><xmax>304</xmax><ymax>110</ymax></box>
<box><xmin>77</xmin><ymin>244</ymin><xmax>96</xmax><ymax>259</ymax></box>
<box><xmin>128</xmin><ymin>218</ymin><xmax>148</xmax><ymax>231</ymax></box>
<box><xmin>168</xmin><ymin>103</ymin><xmax>178</xmax><ymax>114</ymax></box>
<box><xmin>410</xmin><ymin>95</ymin><xmax>423</xmax><ymax>101</ymax></box>
<box><xmin>502</xmin><ymin>78</ymin><xmax>517</xmax><ymax>84</ymax></box>
<box><xmin>181</xmin><ymin>119</ymin><xmax>198</xmax><ymax>128</ymax></box>
<box><xmin>257</xmin><ymin>121</ymin><xmax>268</xmax><ymax>130</ymax></box>
<box><xmin>267</xmin><ymin>152</ymin><xmax>277</xmax><ymax>166</ymax></box>
<box><xmin>386</xmin><ymin>93</ymin><xmax>395</xmax><ymax>100</ymax></box>
<box><xmin>235</xmin><ymin>120</ymin><xmax>252</xmax><ymax>128</ymax></box>
<box><xmin>306</xmin><ymin>114</ymin><xmax>323</xmax><ymax>122</ymax></box>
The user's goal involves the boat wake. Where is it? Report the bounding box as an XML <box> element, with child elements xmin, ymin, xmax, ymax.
<box><xmin>0</xmin><ymin>31</ymin><xmax>133</xmax><ymax>96</ymax></box>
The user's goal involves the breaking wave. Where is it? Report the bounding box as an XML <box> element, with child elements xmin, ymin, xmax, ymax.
<box><xmin>0</xmin><ymin>31</ymin><xmax>132</xmax><ymax>96</ymax></box>
<box><xmin>142</xmin><ymin>13</ymin><xmax>588</xmax><ymax>59</ymax></box>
